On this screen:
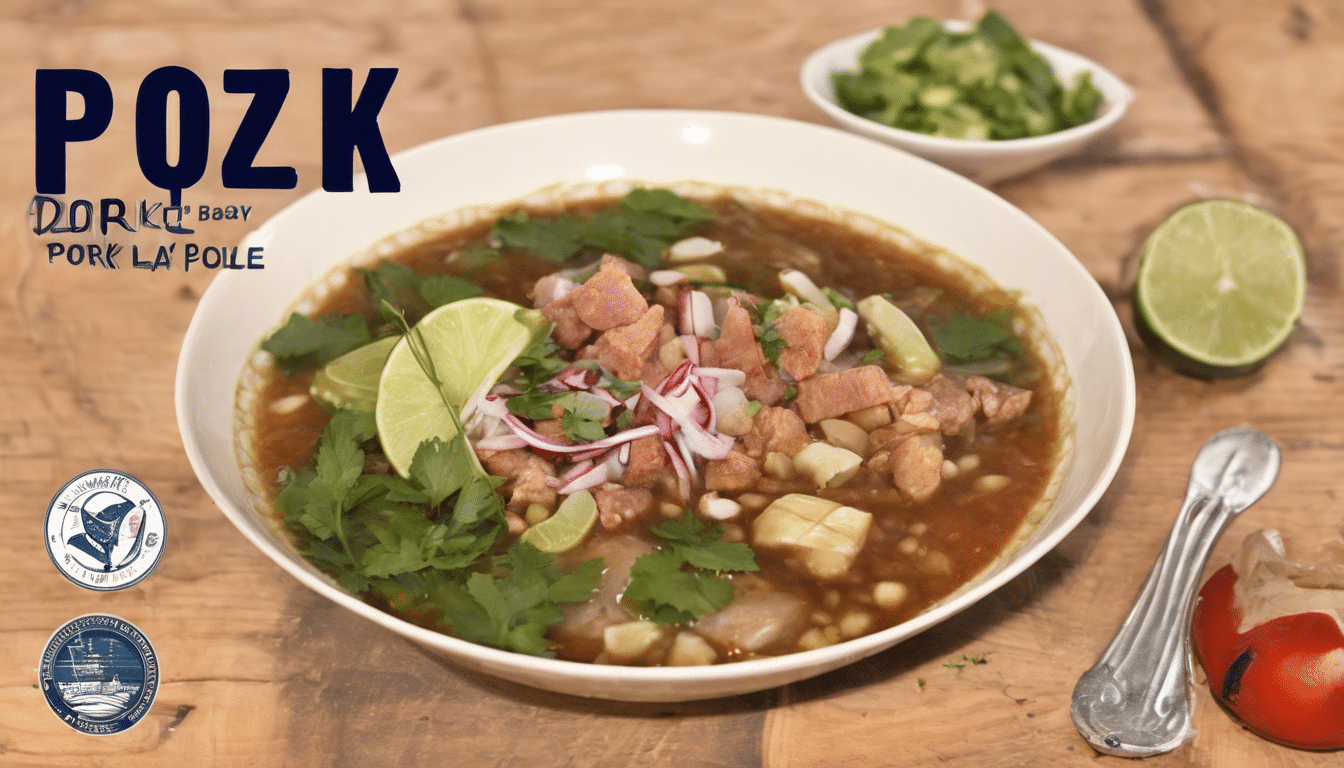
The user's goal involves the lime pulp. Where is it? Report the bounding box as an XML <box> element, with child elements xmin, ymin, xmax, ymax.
<box><xmin>1134</xmin><ymin>199</ymin><xmax>1305</xmax><ymax>375</ymax></box>
<box><xmin>374</xmin><ymin>298</ymin><xmax>550</xmax><ymax>478</ymax></box>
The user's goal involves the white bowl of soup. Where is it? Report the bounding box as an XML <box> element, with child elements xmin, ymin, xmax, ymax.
<box><xmin>176</xmin><ymin>110</ymin><xmax>1134</xmax><ymax>701</ymax></box>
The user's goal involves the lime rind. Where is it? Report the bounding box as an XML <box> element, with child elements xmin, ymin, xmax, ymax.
<box><xmin>1135</xmin><ymin>199</ymin><xmax>1305</xmax><ymax>369</ymax></box>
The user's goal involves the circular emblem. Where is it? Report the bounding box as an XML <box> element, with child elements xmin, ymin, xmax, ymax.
<box><xmin>45</xmin><ymin>469</ymin><xmax>166</xmax><ymax>591</ymax></box>
<box><xmin>39</xmin><ymin>614</ymin><xmax>159</xmax><ymax>735</ymax></box>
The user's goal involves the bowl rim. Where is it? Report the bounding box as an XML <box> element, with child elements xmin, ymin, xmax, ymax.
<box><xmin>176</xmin><ymin>108</ymin><xmax>1136</xmax><ymax>697</ymax></box>
<box><xmin>800</xmin><ymin>21</ymin><xmax>1136</xmax><ymax>153</ymax></box>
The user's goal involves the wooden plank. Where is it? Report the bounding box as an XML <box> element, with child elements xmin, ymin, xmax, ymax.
<box><xmin>2</xmin><ymin>0</ymin><xmax>1343</xmax><ymax>765</ymax></box>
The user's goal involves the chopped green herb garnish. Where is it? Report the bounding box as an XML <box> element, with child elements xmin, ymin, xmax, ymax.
<box><xmin>833</xmin><ymin>11</ymin><xmax>1103</xmax><ymax>140</ymax></box>
<box><xmin>744</xmin><ymin>400</ymin><xmax>763</xmax><ymax>419</ymax></box>
<box><xmin>489</xmin><ymin>189</ymin><xmax>712</xmax><ymax>269</ymax></box>
<box><xmin>434</xmin><ymin>543</ymin><xmax>604</xmax><ymax>656</ymax></box>
<box><xmin>926</xmin><ymin>311</ymin><xmax>1024</xmax><ymax>364</ymax></box>
<box><xmin>560</xmin><ymin>408</ymin><xmax>608</xmax><ymax>444</ymax></box>
<box><xmin>917</xmin><ymin>677</ymin><xmax>926</xmax><ymax>688</ymax></box>
<box><xmin>419</xmin><ymin>274</ymin><xmax>483</xmax><ymax>308</ymax></box>
<box><xmin>783</xmin><ymin>386</ymin><xmax>798</xmax><ymax>399</ymax></box>
<box><xmin>758</xmin><ymin>325</ymin><xmax>787</xmax><ymax>363</ymax></box>
<box><xmin>509</xmin><ymin>339</ymin><xmax>569</xmax><ymax>388</ymax></box>
<box><xmin>624</xmin><ymin>510</ymin><xmax>759</xmax><ymax>624</ymax></box>
<box><xmin>825</xmin><ymin>287</ymin><xmax>857</xmax><ymax>312</ymax></box>
<box><xmin>455</xmin><ymin>244</ymin><xmax>501</xmax><ymax>269</ymax></box>
<box><xmin>262</xmin><ymin>312</ymin><xmax>372</xmax><ymax>375</ymax></box>
<box><xmin>616</xmin><ymin>409</ymin><xmax>635</xmax><ymax>430</ymax></box>
<box><xmin>860</xmin><ymin>349</ymin><xmax>886</xmax><ymax>364</ymax></box>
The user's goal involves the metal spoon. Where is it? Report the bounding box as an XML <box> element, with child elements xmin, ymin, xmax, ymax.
<box><xmin>1071</xmin><ymin>427</ymin><xmax>1281</xmax><ymax>758</ymax></box>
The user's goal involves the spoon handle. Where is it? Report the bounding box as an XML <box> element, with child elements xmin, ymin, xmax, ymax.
<box><xmin>1070</xmin><ymin>428</ymin><xmax>1280</xmax><ymax>757</ymax></box>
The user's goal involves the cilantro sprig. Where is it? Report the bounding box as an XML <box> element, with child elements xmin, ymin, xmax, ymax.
<box><xmin>262</xmin><ymin>313</ymin><xmax>372</xmax><ymax>375</ymax></box>
<box><xmin>623</xmin><ymin>511</ymin><xmax>758</xmax><ymax>625</ymax></box>
<box><xmin>433</xmin><ymin>543</ymin><xmax>603</xmax><ymax>656</ymax></box>
<box><xmin>491</xmin><ymin>188</ymin><xmax>713</xmax><ymax>269</ymax></box>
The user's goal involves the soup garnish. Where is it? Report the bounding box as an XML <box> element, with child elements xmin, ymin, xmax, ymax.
<box><xmin>244</xmin><ymin>187</ymin><xmax>1063</xmax><ymax>665</ymax></box>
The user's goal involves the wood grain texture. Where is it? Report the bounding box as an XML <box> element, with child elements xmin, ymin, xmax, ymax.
<box><xmin>3</xmin><ymin>1</ymin><xmax>1343</xmax><ymax>765</ymax></box>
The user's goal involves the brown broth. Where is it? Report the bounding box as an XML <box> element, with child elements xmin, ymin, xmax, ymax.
<box><xmin>245</xmin><ymin>192</ymin><xmax>1062</xmax><ymax>664</ymax></box>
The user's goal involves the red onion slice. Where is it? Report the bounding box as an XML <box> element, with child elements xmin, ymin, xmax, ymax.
<box><xmin>557</xmin><ymin>462</ymin><xmax>611</xmax><ymax>494</ymax></box>
<box><xmin>689</xmin><ymin>291</ymin><xmax>716</xmax><ymax>337</ymax></box>
<box><xmin>680</xmin><ymin>334</ymin><xmax>701</xmax><ymax>365</ymax></box>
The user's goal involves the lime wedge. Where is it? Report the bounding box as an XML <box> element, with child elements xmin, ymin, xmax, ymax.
<box><xmin>1135</xmin><ymin>199</ymin><xmax>1305</xmax><ymax>376</ymax></box>
<box><xmin>375</xmin><ymin>298</ymin><xmax>550</xmax><ymax>477</ymax></box>
<box><xmin>310</xmin><ymin>336</ymin><xmax>400</xmax><ymax>411</ymax></box>
<box><xmin>519</xmin><ymin>490</ymin><xmax>598</xmax><ymax>553</ymax></box>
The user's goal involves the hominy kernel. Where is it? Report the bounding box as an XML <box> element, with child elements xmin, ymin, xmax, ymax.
<box><xmin>811</xmin><ymin>611</ymin><xmax>833</xmax><ymax>626</ymax></box>
<box><xmin>873</xmin><ymin>581</ymin><xmax>909</xmax><ymax>610</ymax></box>
<box><xmin>797</xmin><ymin>628</ymin><xmax>831</xmax><ymax>651</ymax></box>
<box><xmin>823</xmin><ymin>590</ymin><xmax>841</xmax><ymax>609</ymax></box>
<box><xmin>660</xmin><ymin>502</ymin><xmax>683</xmax><ymax>518</ymax></box>
<box><xmin>898</xmin><ymin>536</ymin><xmax>920</xmax><ymax>555</ymax></box>
<box><xmin>909</xmin><ymin>522</ymin><xmax>928</xmax><ymax>536</ymax></box>
<box><xmin>270</xmin><ymin>394</ymin><xmax>309</xmax><ymax>415</ymax></box>
<box><xmin>839</xmin><ymin>611</ymin><xmax>873</xmax><ymax>638</ymax></box>
<box><xmin>737</xmin><ymin>493</ymin><xmax>770</xmax><ymax>510</ymax></box>
<box><xmin>721</xmin><ymin>523</ymin><xmax>746</xmax><ymax>543</ymax></box>
<box><xmin>941</xmin><ymin>459</ymin><xmax>959</xmax><ymax>479</ymax></box>
<box><xmin>974</xmin><ymin>474</ymin><xmax>1010</xmax><ymax>493</ymax></box>
<box><xmin>524</xmin><ymin>504</ymin><xmax>551</xmax><ymax>527</ymax></box>
<box><xmin>920</xmin><ymin>550</ymin><xmax>953</xmax><ymax>575</ymax></box>
<box><xmin>957</xmin><ymin>454</ymin><xmax>981</xmax><ymax>472</ymax></box>
<box><xmin>823</xmin><ymin>626</ymin><xmax>842</xmax><ymax>644</ymax></box>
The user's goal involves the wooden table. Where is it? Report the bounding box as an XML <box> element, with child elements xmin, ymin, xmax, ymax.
<box><xmin>3</xmin><ymin>1</ymin><xmax>1341</xmax><ymax>765</ymax></box>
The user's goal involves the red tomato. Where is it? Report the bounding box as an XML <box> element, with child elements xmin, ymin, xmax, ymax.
<box><xmin>1191</xmin><ymin>563</ymin><xmax>1344</xmax><ymax>750</ymax></box>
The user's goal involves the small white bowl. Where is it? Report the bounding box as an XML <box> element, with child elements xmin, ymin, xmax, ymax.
<box><xmin>801</xmin><ymin>22</ymin><xmax>1135</xmax><ymax>184</ymax></box>
<box><xmin>177</xmin><ymin>110</ymin><xmax>1134</xmax><ymax>701</ymax></box>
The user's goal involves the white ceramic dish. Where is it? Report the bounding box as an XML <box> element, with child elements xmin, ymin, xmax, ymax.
<box><xmin>176</xmin><ymin>110</ymin><xmax>1134</xmax><ymax>701</ymax></box>
<box><xmin>800</xmin><ymin>22</ymin><xmax>1135</xmax><ymax>184</ymax></box>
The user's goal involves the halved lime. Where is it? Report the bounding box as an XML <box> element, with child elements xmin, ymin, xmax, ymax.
<box><xmin>310</xmin><ymin>336</ymin><xmax>400</xmax><ymax>412</ymax></box>
<box><xmin>375</xmin><ymin>298</ymin><xmax>550</xmax><ymax>477</ymax></box>
<box><xmin>518</xmin><ymin>490</ymin><xmax>598</xmax><ymax>553</ymax></box>
<box><xmin>1135</xmin><ymin>199</ymin><xmax>1305</xmax><ymax>377</ymax></box>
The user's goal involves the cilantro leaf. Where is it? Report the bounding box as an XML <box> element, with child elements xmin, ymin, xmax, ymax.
<box><xmin>621</xmin><ymin>188</ymin><xmax>714</xmax><ymax>225</ymax></box>
<box><xmin>926</xmin><ymin>312</ymin><xmax>1024</xmax><ymax>364</ymax></box>
<box><xmin>437</xmin><ymin>543</ymin><xmax>603</xmax><ymax>656</ymax></box>
<box><xmin>489</xmin><ymin>189</ymin><xmax>712</xmax><ymax>269</ymax></box>
<box><xmin>860</xmin><ymin>349</ymin><xmax>886</xmax><ymax>364</ymax></box>
<box><xmin>262</xmin><ymin>313</ymin><xmax>372</xmax><ymax>374</ymax></box>
<box><xmin>361</xmin><ymin>261</ymin><xmax>421</xmax><ymax>307</ymax></box>
<box><xmin>625</xmin><ymin>511</ymin><xmax>759</xmax><ymax>624</ymax></box>
<box><xmin>494</xmin><ymin>211</ymin><xmax>587</xmax><ymax>263</ymax></box>
<box><xmin>561</xmin><ymin>409</ymin><xmax>607</xmax><ymax>444</ymax></box>
<box><xmin>509</xmin><ymin>339</ymin><xmax>568</xmax><ymax>388</ymax></box>
<box><xmin>624</xmin><ymin>549</ymin><xmax>736</xmax><ymax>625</ymax></box>
<box><xmin>316</xmin><ymin>410</ymin><xmax>377</xmax><ymax>504</ymax></box>
<box><xmin>676</xmin><ymin>541</ymin><xmax>759</xmax><ymax>573</ymax></box>
<box><xmin>419</xmin><ymin>274</ymin><xmax>483</xmax><ymax>308</ymax></box>
<box><xmin>456</xmin><ymin>244</ymin><xmax>500</xmax><ymax>269</ymax></box>
<box><xmin>408</xmin><ymin>437</ymin><xmax>474</xmax><ymax>508</ymax></box>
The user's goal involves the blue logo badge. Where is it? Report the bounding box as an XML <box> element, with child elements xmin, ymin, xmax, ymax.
<box><xmin>45</xmin><ymin>469</ymin><xmax>166</xmax><ymax>591</ymax></box>
<box><xmin>39</xmin><ymin>614</ymin><xmax>159</xmax><ymax>735</ymax></box>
